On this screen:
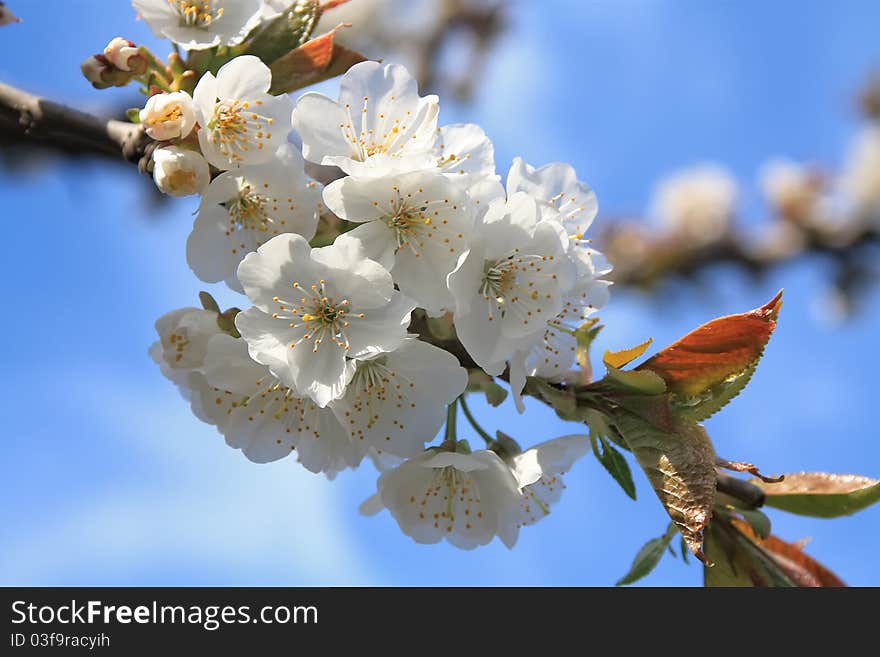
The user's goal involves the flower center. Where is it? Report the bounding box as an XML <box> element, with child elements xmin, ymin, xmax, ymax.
<box><xmin>148</xmin><ymin>104</ymin><xmax>183</xmax><ymax>128</ymax></box>
<box><xmin>226</xmin><ymin>185</ymin><xmax>271</xmax><ymax>232</ymax></box>
<box><xmin>208</xmin><ymin>99</ymin><xmax>273</xmax><ymax>163</ymax></box>
<box><xmin>480</xmin><ymin>257</ymin><xmax>518</xmax><ymax>303</ymax></box>
<box><xmin>271</xmin><ymin>280</ymin><xmax>364</xmax><ymax>353</ymax></box>
<box><xmin>169</xmin><ymin>0</ymin><xmax>224</xmax><ymax>29</ymax></box>
<box><xmin>167</xmin><ymin>168</ymin><xmax>197</xmax><ymax>193</ymax></box>
<box><xmin>384</xmin><ymin>201</ymin><xmax>431</xmax><ymax>254</ymax></box>
<box><xmin>339</xmin><ymin>96</ymin><xmax>406</xmax><ymax>161</ymax></box>
<box><xmin>478</xmin><ymin>250</ymin><xmax>553</xmax><ymax>324</ymax></box>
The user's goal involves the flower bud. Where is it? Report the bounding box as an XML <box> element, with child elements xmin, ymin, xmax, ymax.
<box><xmin>140</xmin><ymin>91</ymin><xmax>197</xmax><ymax>142</ymax></box>
<box><xmin>80</xmin><ymin>55</ymin><xmax>113</xmax><ymax>89</ymax></box>
<box><xmin>81</xmin><ymin>54</ymin><xmax>134</xmax><ymax>89</ymax></box>
<box><xmin>152</xmin><ymin>146</ymin><xmax>210</xmax><ymax>197</ymax></box>
<box><xmin>103</xmin><ymin>36</ymin><xmax>146</xmax><ymax>74</ymax></box>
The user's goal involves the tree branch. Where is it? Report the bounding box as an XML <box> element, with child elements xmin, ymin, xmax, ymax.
<box><xmin>603</xmin><ymin>220</ymin><xmax>880</xmax><ymax>296</ymax></box>
<box><xmin>0</xmin><ymin>80</ymin><xmax>149</xmax><ymax>163</ymax></box>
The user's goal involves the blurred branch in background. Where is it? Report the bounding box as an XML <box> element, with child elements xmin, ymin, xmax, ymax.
<box><xmin>602</xmin><ymin>75</ymin><xmax>880</xmax><ymax>316</ymax></box>
<box><xmin>318</xmin><ymin>0</ymin><xmax>505</xmax><ymax>101</ymax></box>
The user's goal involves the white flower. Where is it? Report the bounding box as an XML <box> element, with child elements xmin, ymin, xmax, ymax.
<box><xmin>503</xmin><ymin>158</ymin><xmax>610</xmax><ymax>389</ymax></box>
<box><xmin>196</xmin><ymin>333</ymin><xmax>361</xmax><ymax>470</ymax></box>
<box><xmin>103</xmin><ymin>37</ymin><xmax>142</xmax><ymax>72</ymax></box>
<box><xmin>436</xmin><ymin>123</ymin><xmax>503</xmax><ymax>203</ymax></box>
<box><xmin>375</xmin><ymin>449</ymin><xmax>522</xmax><ymax>549</ymax></box>
<box><xmin>651</xmin><ymin>165</ymin><xmax>737</xmax><ymax>245</ymax></box>
<box><xmin>841</xmin><ymin>125</ymin><xmax>880</xmax><ymax>218</ymax></box>
<box><xmin>235</xmin><ymin>233</ymin><xmax>416</xmax><ymax>407</ymax></box>
<box><xmin>323</xmin><ymin>170</ymin><xmax>474</xmax><ymax>314</ymax></box>
<box><xmin>151</xmin><ymin>146</ymin><xmax>210</xmax><ymax>196</ymax></box>
<box><xmin>331</xmin><ymin>339</ymin><xmax>467</xmax><ymax>458</ymax></box>
<box><xmin>292</xmin><ymin>61</ymin><xmax>440</xmax><ymax>176</ymax></box>
<box><xmin>447</xmin><ymin>192</ymin><xmax>575</xmax><ymax>386</ymax></box>
<box><xmin>507</xmin><ymin>157</ymin><xmax>598</xmax><ymax>243</ymax></box>
<box><xmin>759</xmin><ymin>159</ymin><xmax>823</xmax><ymax>222</ymax></box>
<box><xmin>526</xmin><ymin>277</ymin><xmax>611</xmax><ymax>382</ymax></box>
<box><xmin>187</xmin><ymin>144</ymin><xmax>322</xmax><ymax>292</ymax></box>
<box><xmin>499</xmin><ymin>435</ymin><xmax>590</xmax><ymax>547</ymax></box>
<box><xmin>149</xmin><ymin>307</ymin><xmax>223</xmax><ymax>388</ymax></box>
<box><xmin>132</xmin><ymin>0</ymin><xmax>263</xmax><ymax>50</ymax></box>
<box><xmin>193</xmin><ymin>55</ymin><xmax>294</xmax><ymax>170</ymax></box>
<box><xmin>140</xmin><ymin>91</ymin><xmax>197</xmax><ymax>141</ymax></box>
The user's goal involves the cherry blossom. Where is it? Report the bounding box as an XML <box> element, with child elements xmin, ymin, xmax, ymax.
<box><xmin>187</xmin><ymin>145</ymin><xmax>322</xmax><ymax>292</ymax></box>
<box><xmin>132</xmin><ymin>0</ymin><xmax>263</xmax><ymax>50</ymax></box>
<box><xmin>323</xmin><ymin>170</ymin><xmax>474</xmax><ymax>314</ymax></box>
<box><xmin>235</xmin><ymin>233</ymin><xmax>416</xmax><ymax>407</ymax></box>
<box><xmin>292</xmin><ymin>61</ymin><xmax>440</xmax><ymax>176</ymax></box>
<box><xmin>193</xmin><ymin>55</ymin><xmax>293</xmax><ymax>170</ymax></box>
<box><xmin>375</xmin><ymin>449</ymin><xmax>522</xmax><ymax>549</ymax></box>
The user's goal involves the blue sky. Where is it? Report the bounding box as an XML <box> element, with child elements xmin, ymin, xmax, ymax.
<box><xmin>1</xmin><ymin>1</ymin><xmax>878</xmax><ymax>586</ymax></box>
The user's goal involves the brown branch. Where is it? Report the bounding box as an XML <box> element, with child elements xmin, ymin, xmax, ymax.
<box><xmin>410</xmin><ymin>0</ymin><xmax>504</xmax><ymax>99</ymax></box>
<box><xmin>0</xmin><ymin>80</ymin><xmax>149</xmax><ymax>163</ymax></box>
<box><xmin>603</xmin><ymin>220</ymin><xmax>880</xmax><ymax>294</ymax></box>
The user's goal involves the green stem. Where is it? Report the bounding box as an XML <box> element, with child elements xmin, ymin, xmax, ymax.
<box><xmin>443</xmin><ymin>398</ymin><xmax>458</xmax><ymax>447</ymax></box>
<box><xmin>459</xmin><ymin>395</ymin><xmax>493</xmax><ymax>445</ymax></box>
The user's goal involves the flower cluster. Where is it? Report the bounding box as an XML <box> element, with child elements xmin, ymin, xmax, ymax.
<box><xmin>110</xmin><ymin>2</ymin><xmax>610</xmax><ymax>549</ymax></box>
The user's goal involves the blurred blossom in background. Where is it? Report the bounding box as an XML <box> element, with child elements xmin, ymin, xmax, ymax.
<box><xmin>1</xmin><ymin>0</ymin><xmax>879</xmax><ymax>586</ymax></box>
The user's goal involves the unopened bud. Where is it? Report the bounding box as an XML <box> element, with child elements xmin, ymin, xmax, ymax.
<box><xmin>104</xmin><ymin>37</ymin><xmax>146</xmax><ymax>74</ymax></box>
<box><xmin>140</xmin><ymin>91</ymin><xmax>196</xmax><ymax>141</ymax></box>
<box><xmin>80</xmin><ymin>55</ymin><xmax>113</xmax><ymax>89</ymax></box>
<box><xmin>81</xmin><ymin>53</ymin><xmax>136</xmax><ymax>89</ymax></box>
<box><xmin>152</xmin><ymin>146</ymin><xmax>210</xmax><ymax>197</ymax></box>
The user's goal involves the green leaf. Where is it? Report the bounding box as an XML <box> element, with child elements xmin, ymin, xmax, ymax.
<box><xmin>679</xmin><ymin>536</ymin><xmax>690</xmax><ymax>564</ymax></box>
<box><xmin>670</xmin><ymin>362</ymin><xmax>759</xmax><ymax>423</ymax></box>
<box><xmin>704</xmin><ymin>516</ymin><xmax>844</xmax><ymax>587</ymax></box>
<box><xmin>574</xmin><ymin>317</ymin><xmax>603</xmax><ymax>383</ymax></box>
<box><xmin>753</xmin><ymin>472</ymin><xmax>880</xmax><ymax>518</ymax></box>
<box><xmin>616</xmin><ymin>523</ymin><xmax>677</xmax><ymax>586</ymax></box>
<box><xmin>735</xmin><ymin>508</ymin><xmax>771</xmax><ymax>539</ymax></box>
<box><xmin>703</xmin><ymin>519</ymin><xmax>795</xmax><ymax>587</ymax></box>
<box><xmin>245</xmin><ymin>0</ymin><xmax>322</xmax><ymax>65</ymax></box>
<box><xmin>605</xmin><ymin>366</ymin><xmax>667</xmax><ymax>395</ymax></box>
<box><xmin>611</xmin><ymin>410</ymin><xmax>717</xmax><ymax>561</ymax></box>
<box><xmin>524</xmin><ymin>377</ymin><xmax>578</xmax><ymax>420</ymax></box>
<box><xmin>466</xmin><ymin>370</ymin><xmax>507</xmax><ymax>407</ymax></box>
<box><xmin>591</xmin><ymin>433</ymin><xmax>636</xmax><ymax>500</ymax></box>
<box><xmin>269</xmin><ymin>25</ymin><xmax>367</xmax><ymax>94</ymax></box>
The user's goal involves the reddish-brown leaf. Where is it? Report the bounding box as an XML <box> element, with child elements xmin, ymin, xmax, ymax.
<box><xmin>731</xmin><ymin>519</ymin><xmax>846</xmax><ymax>587</ymax></box>
<box><xmin>638</xmin><ymin>290</ymin><xmax>783</xmax><ymax>396</ymax></box>
<box><xmin>269</xmin><ymin>25</ymin><xmax>367</xmax><ymax>94</ymax></box>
